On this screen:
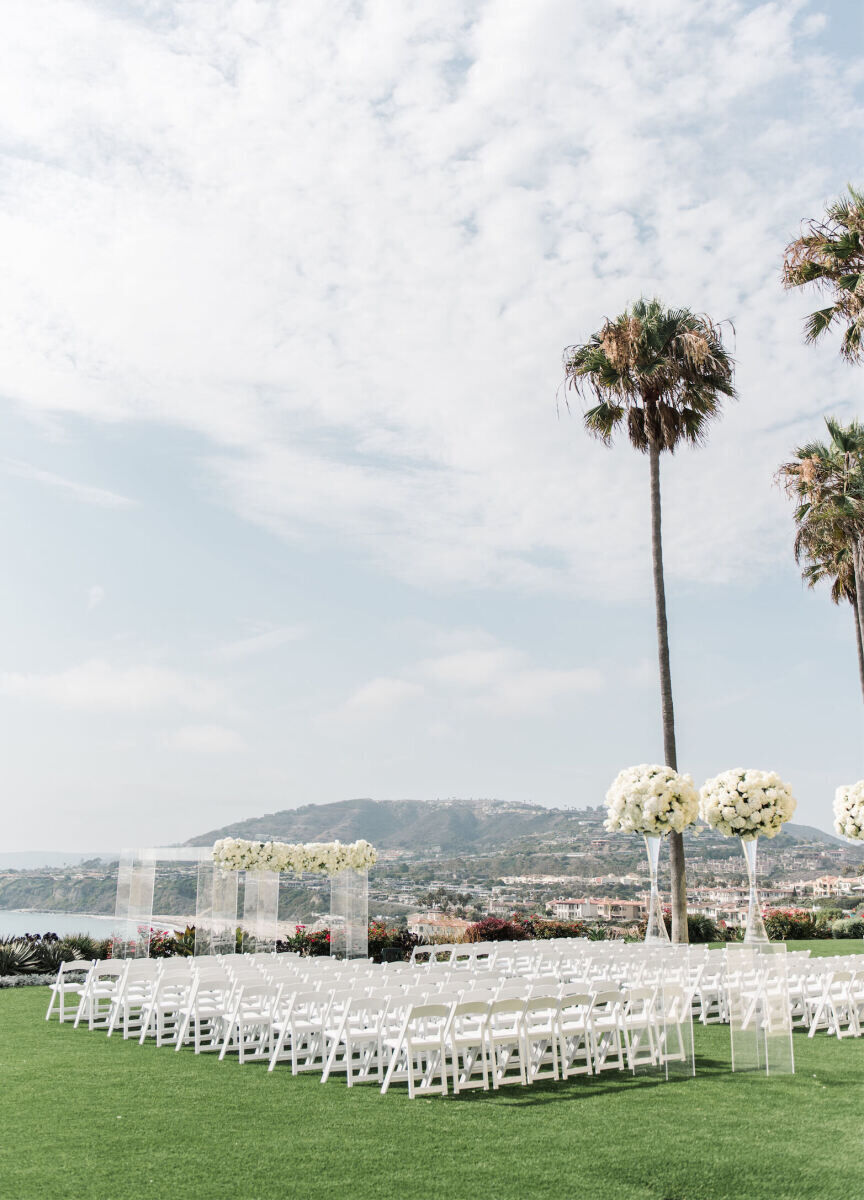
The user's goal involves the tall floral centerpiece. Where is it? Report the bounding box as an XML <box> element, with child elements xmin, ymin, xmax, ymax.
<box><xmin>699</xmin><ymin>770</ymin><xmax>796</xmax><ymax>943</ymax></box>
<box><xmin>605</xmin><ymin>765</ymin><xmax>699</xmax><ymax>942</ymax></box>
<box><xmin>834</xmin><ymin>783</ymin><xmax>864</xmax><ymax>844</ymax></box>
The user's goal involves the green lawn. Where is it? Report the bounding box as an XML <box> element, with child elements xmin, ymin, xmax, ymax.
<box><xmin>1</xmin><ymin>944</ymin><xmax>862</xmax><ymax>1200</ymax></box>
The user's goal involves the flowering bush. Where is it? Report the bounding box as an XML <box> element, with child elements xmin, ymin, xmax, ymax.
<box><xmin>275</xmin><ymin>925</ymin><xmax>332</xmax><ymax>956</ymax></box>
<box><xmin>762</xmin><ymin>908</ymin><xmax>819</xmax><ymax>940</ymax></box>
<box><xmin>366</xmin><ymin>921</ymin><xmax>420</xmax><ymax>963</ymax></box>
<box><xmin>699</xmin><ymin>769</ymin><xmax>796</xmax><ymax>839</ymax></box>
<box><xmin>463</xmin><ymin>915</ymin><xmax>588</xmax><ymax>943</ymax></box>
<box><xmin>604</xmin><ymin>764</ymin><xmax>699</xmax><ymax>836</ymax></box>
<box><xmin>833</xmin><ymin>781</ymin><xmax>864</xmax><ymax>842</ymax></box>
<box><xmin>212</xmin><ymin>837</ymin><xmax>377</xmax><ymax>874</ymax></box>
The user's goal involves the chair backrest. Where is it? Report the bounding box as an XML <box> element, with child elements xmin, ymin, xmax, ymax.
<box><xmin>524</xmin><ymin>993</ymin><xmax>558</xmax><ymax>1015</ymax></box>
<box><xmin>404</xmin><ymin>1003</ymin><xmax>452</xmax><ymax>1030</ymax></box>
<box><xmin>56</xmin><ymin>959</ymin><xmax>94</xmax><ymax>980</ymax></box>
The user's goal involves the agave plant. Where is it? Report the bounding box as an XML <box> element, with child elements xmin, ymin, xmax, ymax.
<box><xmin>0</xmin><ymin>937</ymin><xmax>40</xmax><ymax>976</ymax></box>
<box><xmin>32</xmin><ymin>940</ymin><xmax>85</xmax><ymax>974</ymax></box>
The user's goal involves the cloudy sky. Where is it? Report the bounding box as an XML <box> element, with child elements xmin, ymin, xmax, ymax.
<box><xmin>1</xmin><ymin>0</ymin><xmax>863</xmax><ymax>850</ymax></box>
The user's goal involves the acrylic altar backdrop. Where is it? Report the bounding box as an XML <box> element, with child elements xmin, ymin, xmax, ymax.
<box><xmin>111</xmin><ymin>847</ymin><xmax>368</xmax><ymax>959</ymax></box>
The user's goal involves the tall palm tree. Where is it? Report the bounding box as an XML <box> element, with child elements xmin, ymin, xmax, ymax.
<box><xmin>782</xmin><ymin>185</ymin><xmax>864</xmax><ymax>361</ymax></box>
<box><xmin>798</xmin><ymin>528</ymin><xmax>864</xmax><ymax>701</ymax></box>
<box><xmin>778</xmin><ymin>417</ymin><xmax>864</xmax><ymax>701</ymax></box>
<box><xmin>563</xmin><ymin>298</ymin><xmax>736</xmax><ymax>943</ymax></box>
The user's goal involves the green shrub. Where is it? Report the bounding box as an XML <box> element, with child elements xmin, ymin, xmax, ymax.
<box><xmin>832</xmin><ymin>917</ymin><xmax>864</xmax><ymax>939</ymax></box>
<box><xmin>0</xmin><ymin>938</ymin><xmax>39</xmax><ymax>975</ymax></box>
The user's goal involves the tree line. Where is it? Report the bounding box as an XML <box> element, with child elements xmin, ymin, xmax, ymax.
<box><xmin>562</xmin><ymin>185</ymin><xmax>864</xmax><ymax>942</ymax></box>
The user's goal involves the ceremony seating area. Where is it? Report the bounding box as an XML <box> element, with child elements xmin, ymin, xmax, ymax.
<box><xmin>42</xmin><ymin>938</ymin><xmax>864</xmax><ymax>1098</ymax></box>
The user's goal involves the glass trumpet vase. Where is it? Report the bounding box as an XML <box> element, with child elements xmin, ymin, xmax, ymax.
<box><xmin>741</xmin><ymin>836</ymin><xmax>769</xmax><ymax>944</ymax></box>
<box><xmin>643</xmin><ymin>834</ymin><xmax>670</xmax><ymax>942</ymax></box>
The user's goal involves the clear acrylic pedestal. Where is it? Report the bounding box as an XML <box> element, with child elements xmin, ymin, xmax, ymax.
<box><xmin>330</xmin><ymin>868</ymin><xmax>369</xmax><ymax>959</ymax></box>
<box><xmin>643</xmin><ymin>835</ymin><xmax>670</xmax><ymax>943</ymax></box>
<box><xmin>727</xmin><ymin>944</ymin><xmax>794</xmax><ymax>1075</ymax></box>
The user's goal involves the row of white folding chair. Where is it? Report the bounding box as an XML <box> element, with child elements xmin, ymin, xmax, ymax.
<box><xmin>377</xmin><ymin>986</ymin><xmax>693</xmax><ymax>1098</ymax></box>
<box><xmin>802</xmin><ymin>968</ymin><xmax>864</xmax><ymax>1038</ymax></box>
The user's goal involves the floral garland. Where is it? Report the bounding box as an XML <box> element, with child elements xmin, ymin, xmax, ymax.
<box><xmin>834</xmin><ymin>782</ymin><xmax>864</xmax><ymax>842</ymax></box>
<box><xmin>212</xmin><ymin>837</ymin><xmax>377</xmax><ymax>875</ymax></box>
<box><xmin>604</xmin><ymin>764</ymin><xmax>699</xmax><ymax>836</ymax></box>
<box><xmin>699</xmin><ymin>769</ymin><xmax>796</xmax><ymax>839</ymax></box>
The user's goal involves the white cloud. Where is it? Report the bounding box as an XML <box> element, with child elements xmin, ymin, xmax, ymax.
<box><xmin>167</xmin><ymin>724</ymin><xmax>247</xmax><ymax>753</ymax></box>
<box><xmin>213</xmin><ymin>624</ymin><xmax>305</xmax><ymax>662</ymax></box>
<box><xmin>0</xmin><ymin>659</ymin><xmax>230</xmax><ymax>713</ymax></box>
<box><xmin>344</xmin><ymin>676</ymin><xmax>425</xmax><ymax>714</ymax></box>
<box><xmin>0</xmin><ymin>2</ymin><xmax>860</xmax><ymax>602</ymax></box>
<box><xmin>87</xmin><ymin>585</ymin><xmax>105</xmax><ymax>611</ymax></box>
<box><xmin>418</xmin><ymin>636</ymin><xmax>603</xmax><ymax>715</ymax></box>
<box><xmin>4</xmin><ymin>459</ymin><xmax>135</xmax><ymax>509</ymax></box>
<box><xmin>341</xmin><ymin>631</ymin><xmax>602</xmax><ymax>720</ymax></box>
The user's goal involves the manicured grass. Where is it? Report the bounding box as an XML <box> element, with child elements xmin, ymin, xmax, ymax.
<box><xmin>2</xmin><ymin>951</ymin><xmax>863</xmax><ymax>1200</ymax></box>
<box><xmin>708</xmin><ymin>938</ymin><xmax>864</xmax><ymax>956</ymax></box>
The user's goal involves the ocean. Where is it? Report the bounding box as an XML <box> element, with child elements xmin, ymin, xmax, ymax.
<box><xmin>0</xmin><ymin>910</ymin><xmax>123</xmax><ymax>938</ymax></box>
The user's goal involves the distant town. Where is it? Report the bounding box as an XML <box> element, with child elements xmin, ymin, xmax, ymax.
<box><xmin>3</xmin><ymin>799</ymin><xmax>862</xmax><ymax>935</ymax></box>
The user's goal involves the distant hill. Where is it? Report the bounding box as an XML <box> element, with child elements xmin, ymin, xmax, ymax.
<box><xmin>186</xmin><ymin>798</ymin><xmax>588</xmax><ymax>853</ymax></box>
<box><xmin>186</xmin><ymin>798</ymin><xmax>848</xmax><ymax>856</ymax></box>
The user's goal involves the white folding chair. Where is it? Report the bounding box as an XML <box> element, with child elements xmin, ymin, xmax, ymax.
<box><xmin>521</xmin><ymin>996</ymin><xmax>560</xmax><ymax>1084</ymax></box>
<box><xmin>620</xmin><ymin>986</ymin><xmax>658</xmax><ymax>1071</ymax></box>
<box><xmin>45</xmin><ymin>959</ymin><xmax>94</xmax><ymax>1023</ymax></box>
<box><xmin>487</xmin><ymin>998</ymin><xmax>527</xmax><ymax>1088</ymax></box>
<box><xmin>218</xmin><ymin>981</ymin><xmax>284</xmax><ymax>1062</ymax></box>
<box><xmin>590</xmin><ymin>990</ymin><xmax>626</xmax><ymax>1074</ymax></box>
<box><xmin>380</xmin><ymin>1003</ymin><xmax>452</xmax><ymax>1098</ymax></box>
<box><xmin>557</xmin><ymin>992</ymin><xmax>593</xmax><ymax>1078</ymax></box>
<box><xmin>74</xmin><ymin>961</ymin><xmax>128</xmax><ymax>1030</ymax></box>
<box><xmin>446</xmin><ymin>1000</ymin><xmax>491</xmax><ymax>1094</ymax></box>
<box><xmin>321</xmin><ymin>993</ymin><xmax>391</xmax><ymax>1086</ymax></box>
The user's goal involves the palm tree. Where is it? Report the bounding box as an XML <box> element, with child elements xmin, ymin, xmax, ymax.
<box><xmin>782</xmin><ymin>185</ymin><xmax>864</xmax><ymax>361</ymax></box>
<box><xmin>778</xmin><ymin>417</ymin><xmax>864</xmax><ymax>701</ymax></box>
<box><xmin>799</xmin><ymin>528</ymin><xmax>864</xmax><ymax>701</ymax></box>
<box><xmin>563</xmin><ymin>298</ymin><xmax>736</xmax><ymax>944</ymax></box>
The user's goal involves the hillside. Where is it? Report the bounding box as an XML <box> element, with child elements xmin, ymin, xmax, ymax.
<box><xmin>187</xmin><ymin>797</ymin><xmax>849</xmax><ymax>855</ymax></box>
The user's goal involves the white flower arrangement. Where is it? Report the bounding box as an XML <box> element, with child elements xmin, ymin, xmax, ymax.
<box><xmin>604</xmin><ymin>764</ymin><xmax>699</xmax><ymax>836</ymax></box>
<box><xmin>834</xmin><ymin>782</ymin><xmax>864</xmax><ymax>843</ymax></box>
<box><xmin>699</xmin><ymin>769</ymin><xmax>796</xmax><ymax>840</ymax></box>
<box><xmin>212</xmin><ymin>837</ymin><xmax>377</xmax><ymax>875</ymax></box>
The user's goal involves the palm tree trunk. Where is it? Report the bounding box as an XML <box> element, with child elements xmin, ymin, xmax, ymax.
<box><xmin>649</xmin><ymin>441</ymin><xmax>688</xmax><ymax>944</ymax></box>
<box><xmin>853</xmin><ymin>541</ymin><xmax>864</xmax><ymax>679</ymax></box>
<box><xmin>853</xmin><ymin>595</ymin><xmax>864</xmax><ymax>703</ymax></box>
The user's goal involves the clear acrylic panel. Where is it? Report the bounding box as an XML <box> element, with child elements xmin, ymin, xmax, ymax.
<box><xmin>112</xmin><ymin>851</ymin><xmax>156</xmax><ymax>958</ymax></box>
<box><xmin>111</xmin><ymin>852</ymin><xmax>134</xmax><ymax>958</ymax></box>
<box><xmin>241</xmin><ymin>870</ymin><xmax>280</xmax><ymax>954</ymax></box>
<box><xmin>330</xmin><ymin>868</ymin><xmax>369</xmax><ymax>959</ymax></box>
<box><xmin>727</xmin><ymin>944</ymin><xmax>794</xmax><ymax>1075</ymax></box>
<box><xmin>194</xmin><ymin>860</ymin><xmax>238</xmax><ymax>955</ymax></box>
<box><xmin>626</xmin><ymin>947</ymin><xmax>695</xmax><ymax>1081</ymax></box>
<box><xmin>656</xmin><ymin>955</ymin><xmax>696</xmax><ymax>1079</ymax></box>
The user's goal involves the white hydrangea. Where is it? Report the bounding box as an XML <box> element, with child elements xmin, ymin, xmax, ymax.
<box><xmin>699</xmin><ymin>769</ymin><xmax>796</xmax><ymax>840</ymax></box>
<box><xmin>212</xmin><ymin>837</ymin><xmax>377</xmax><ymax>874</ymax></box>
<box><xmin>604</xmin><ymin>764</ymin><xmax>699</xmax><ymax>836</ymax></box>
<box><xmin>833</xmin><ymin>782</ymin><xmax>864</xmax><ymax>843</ymax></box>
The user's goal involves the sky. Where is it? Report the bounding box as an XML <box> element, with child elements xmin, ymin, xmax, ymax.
<box><xmin>1</xmin><ymin>0</ymin><xmax>864</xmax><ymax>851</ymax></box>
